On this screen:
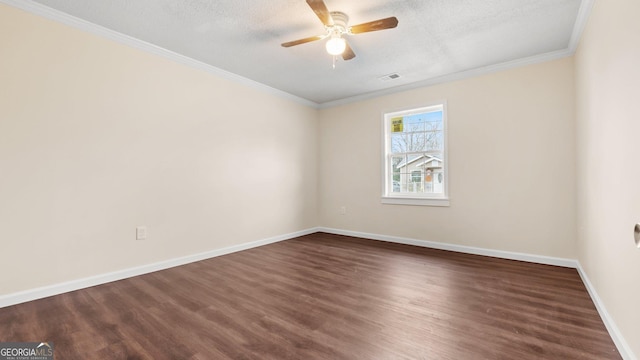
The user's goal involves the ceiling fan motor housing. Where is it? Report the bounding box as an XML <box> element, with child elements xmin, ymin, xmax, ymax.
<box><xmin>328</xmin><ymin>11</ymin><xmax>349</xmax><ymax>35</ymax></box>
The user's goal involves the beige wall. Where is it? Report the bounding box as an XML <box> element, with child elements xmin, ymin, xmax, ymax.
<box><xmin>319</xmin><ymin>58</ymin><xmax>576</xmax><ymax>258</ymax></box>
<box><xmin>0</xmin><ymin>4</ymin><xmax>318</xmax><ymax>295</ymax></box>
<box><xmin>3</xmin><ymin>2</ymin><xmax>638</xmax><ymax>354</ymax></box>
<box><xmin>575</xmin><ymin>0</ymin><xmax>640</xmax><ymax>357</ymax></box>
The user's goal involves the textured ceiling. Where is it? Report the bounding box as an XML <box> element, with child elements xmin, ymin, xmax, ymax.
<box><xmin>26</xmin><ymin>0</ymin><xmax>587</xmax><ymax>105</ymax></box>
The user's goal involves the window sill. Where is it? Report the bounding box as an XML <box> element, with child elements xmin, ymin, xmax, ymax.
<box><xmin>381</xmin><ymin>196</ymin><xmax>450</xmax><ymax>207</ymax></box>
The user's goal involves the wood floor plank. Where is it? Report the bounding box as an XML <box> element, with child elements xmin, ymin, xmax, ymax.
<box><xmin>0</xmin><ymin>233</ymin><xmax>621</xmax><ymax>359</ymax></box>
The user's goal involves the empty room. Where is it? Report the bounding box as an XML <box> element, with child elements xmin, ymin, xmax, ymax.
<box><xmin>1</xmin><ymin>0</ymin><xmax>638</xmax><ymax>359</ymax></box>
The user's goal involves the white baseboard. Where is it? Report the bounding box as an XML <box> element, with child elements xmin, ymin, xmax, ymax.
<box><xmin>318</xmin><ymin>227</ymin><xmax>635</xmax><ymax>360</ymax></box>
<box><xmin>576</xmin><ymin>263</ymin><xmax>636</xmax><ymax>360</ymax></box>
<box><xmin>318</xmin><ymin>227</ymin><xmax>577</xmax><ymax>267</ymax></box>
<box><xmin>1</xmin><ymin>226</ymin><xmax>634</xmax><ymax>360</ymax></box>
<box><xmin>0</xmin><ymin>227</ymin><xmax>320</xmax><ymax>309</ymax></box>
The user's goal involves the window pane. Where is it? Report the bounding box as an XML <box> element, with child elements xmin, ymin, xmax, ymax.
<box><xmin>390</xmin><ymin>155</ymin><xmax>405</xmax><ymax>192</ymax></box>
<box><xmin>422</xmin><ymin>153</ymin><xmax>444</xmax><ymax>194</ymax></box>
<box><xmin>390</xmin><ymin>133</ymin><xmax>410</xmax><ymax>153</ymax></box>
<box><xmin>390</xmin><ymin>112</ymin><xmax>443</xmax><ymax>153</ymax></box>
<box><xmin>393</xmin><ymin>151</ymin><xmax>445</xmax><ymax>194</ymax></box>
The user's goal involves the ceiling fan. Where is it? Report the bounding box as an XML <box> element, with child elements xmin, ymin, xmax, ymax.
<box><xmin>281</xmin><ymin>0</ymin><xmax>399</xmax><ymax>62</ymax></box>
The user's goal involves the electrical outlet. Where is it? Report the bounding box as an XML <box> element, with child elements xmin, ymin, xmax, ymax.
<box><xmin>340</xmin><ymin>206</ymin><xmax>347</xmax><ymax>215</ymax></box>
<box><xmin>136</xmin><ymin>226</ymin><xmax>147</xmax><ymax>240</ymax></box>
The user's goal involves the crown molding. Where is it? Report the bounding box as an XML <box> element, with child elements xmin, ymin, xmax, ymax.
<box><xmin>318</xmin><ymin>48</ymin><xmax>573</xmax><ymax>109</ymax></box>
<box><xmin>0</xmin><ymin>0</ymin><xmax>320</xmax><ymax>109</ymax></box>
<box><xmin>1</xmin><ymin>0</ymin><xmax>594</xmax><ymax>110</ymax></box>
<box><xmin>318</xmin><ymin>0</ymin><xmax>595</xmax><ymax>109</ymax></box>
<box><xmin>319</xmin><ymin>0</ymin><xmax>594</xmax><ymax>109</ymax></box>
<box><xmin>569</xmin><ymin>0</ymin><xmax>596</xmax><ymax>52</ymax></box>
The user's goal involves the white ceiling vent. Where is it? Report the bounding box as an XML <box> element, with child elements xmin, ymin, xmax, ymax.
<box><xmin>378</xmin><ymin>73</ymin><xmax>401</xmax><ymax>81</ymax></box>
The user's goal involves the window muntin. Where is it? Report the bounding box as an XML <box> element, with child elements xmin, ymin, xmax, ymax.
<box><xmin>383</xmin><ymin>104</ymin><xmax>448</xmax><ymax>205</ymax></box>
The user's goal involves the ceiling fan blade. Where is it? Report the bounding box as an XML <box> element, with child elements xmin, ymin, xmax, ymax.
<box><xmin>306</xmin><ymin>0</ymin><xmax>333</xmax><ymax>26</ymax></box>
<box><xmin>342</xmin><ymin>41</ymin><xmax>356</xmax><ymax>60</ymax></box>
<box><xmin>281</xmin><ymin>35</ymin><xmax>325</xmax><ymax>47</ymax></box>
<box><xmin>350</xmin><ymin>16</ymin><xmax>399</xmax><ymax>34</ymax></box>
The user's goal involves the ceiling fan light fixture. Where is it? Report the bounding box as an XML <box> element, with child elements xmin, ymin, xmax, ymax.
<box><xmin>325</xmin><ymin>35</ymin><xmax>346</xmax><ymax>55</ymax></box>
<box><xmin>282</xmin><ymin>1</ymin><xmax>399</xmax><ymax>62</ymax></box>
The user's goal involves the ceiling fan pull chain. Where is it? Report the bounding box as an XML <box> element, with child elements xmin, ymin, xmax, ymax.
<box><xmin>332</xmin><ymin>55</ymin><xmax>337</xmax><ymax>69</ymax></box>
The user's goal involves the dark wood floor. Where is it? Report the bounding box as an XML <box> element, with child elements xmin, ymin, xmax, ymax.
<box><xmin>0</xmin><ymin>233</ymin><xmax>620</xmax><ymax>359</ymax></box>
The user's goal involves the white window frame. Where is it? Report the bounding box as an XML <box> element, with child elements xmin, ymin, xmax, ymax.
<box><xmin>381</xmin><ymin>102</ymin><xmax>449</xmax><ymax>206</ymax></box>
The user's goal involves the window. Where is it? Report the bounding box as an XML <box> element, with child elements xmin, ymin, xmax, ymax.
<box><xmin>411</xmin><ymin>170</ymin><xmax>422</xmax><ymax>183</ymax></box>
<box><xmin>382</xmin><ymin>103</ymin><xmax>448</xmax><ymax>206</ymax></box>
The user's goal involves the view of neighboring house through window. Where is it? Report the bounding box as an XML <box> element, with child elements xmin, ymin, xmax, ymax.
<box><xmin>382</xmin><ymin>103</ymin><xmax>448</xmax><ymax>206</ymax></box>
